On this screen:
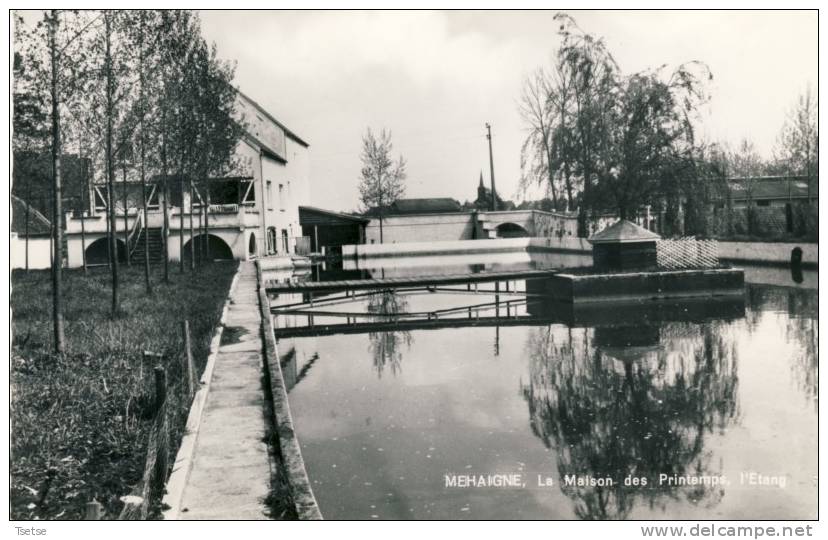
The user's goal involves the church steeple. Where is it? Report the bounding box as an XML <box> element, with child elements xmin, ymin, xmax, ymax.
<box><xmin>478</xmin><ymin>170</ymin><xmax>484</xmax><ymax>188</ymax></box>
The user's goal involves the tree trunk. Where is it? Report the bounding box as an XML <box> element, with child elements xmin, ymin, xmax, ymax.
<box><xmin>105</xmin><ymin>13</ymin><xmax>119</xmax><ymax>316</ymax></box>
<box><xmin>24</xmin><ymin>178</ymin><xmax>30</xmax><ymax>271</ymax></box>
<box><xmin>378</xmin><ymin>190</ymin><xmax>384</xmax><ymax>243</ymax></box>
<box><xmin>48</xmin><ymin>10</ymin><xmax>65</xmax><ymax>353</ymax></box>
<box><xmin>139</xmin><ymin>12</ymin><xmax>151</xmax><ymax>294</ymax></box>
<box><xmin>178</xmin><ymin>104</ymin><xmax>185</xmax><ymax>273</ymax></box>
<box><xmin>179</xmin><ymin>174</ymin><xmax>185</xmax><ymax>273</ymax></box>
<box><xmin>161</xmin><ymin>104</ymin><xmax>170</xmax><ymax>283</ymax></box>
<box><xmin>204</xmin><ymin>191</ymin><xmax>211</xmax><ymax>262</ymax></box>
<box><xmin>189</xmin><ymin>178</ymin><xmax>195</xmax><ymax>271</ymax></box>
<box><xmin>122</xmin><ymin>160</ymin><xmax>130</xmax><ymax>266</ymax></box>
<box><xmin>79</xmin><ymin>142</ymin><xmax>87</xmax><ymax>273</ymax></box>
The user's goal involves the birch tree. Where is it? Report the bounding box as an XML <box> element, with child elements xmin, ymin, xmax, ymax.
<box><xmin>358</xmin><ymin>128</ymin><xmax>407</xmax><ymax>244</ymax></box>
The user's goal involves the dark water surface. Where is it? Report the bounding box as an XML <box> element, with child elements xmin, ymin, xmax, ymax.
<box><xmin>272</xmin><ymin>254</ymin><xmax>817</xmax><ymax>520</ymax></box>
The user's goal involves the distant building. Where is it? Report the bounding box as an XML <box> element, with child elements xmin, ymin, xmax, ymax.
<box><xmin>299</xmin><ymin>206</ymin><xmax>369</xmax><ymax>255</ymax></box>
<box><xmin>64</xmin><ymin>90</ymin><xmax>311</xmax><ymax>267</ymax></box>
<box><xmin>711</xmin><ymin>175</ymin><xmax>818</xmax><ymax>237</ymax></box>
<box><xmin>725</xmin><ymin>175</ymin><xmax>818</xmax><ymax>208</ymax></box>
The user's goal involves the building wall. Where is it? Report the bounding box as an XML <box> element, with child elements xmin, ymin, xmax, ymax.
<box><xmin>262</xmin><ymin>137</ymin><xmax>310</xmax><ymax>254</ymax></box>
<box><xmin>364</xmin><ymin>213</ymin><xmax>476</xmax><ymax>244</ymax></box>
<box><xmin>532</xmin><ymin>211</ymin><xmax>579</xmax><ymax>238</ymax></box>
<box><xmin>11</xmin><ymin>233</ymin><xmax>52</xmax><ymax>269</ymax></box>
<box><xmin>236</xmin><ymin>96</ymin><xmax>287</xmax><ymax>158</ymax></box>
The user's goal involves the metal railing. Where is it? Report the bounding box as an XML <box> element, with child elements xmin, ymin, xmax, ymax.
<box><xmin>127</xmin><ymin>212</ymin><xmax>144</xmax><ymax>260</ymax></box>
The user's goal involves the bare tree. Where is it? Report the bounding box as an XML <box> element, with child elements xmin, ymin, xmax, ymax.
<box><xmin>776</xmin><ymin>87</ymin><xmax>818</xmax><ymax>202</ymax></box>
<box><xmin>358</xmin><ymin>128</ymin><xmax>406</xmax><ymax>244</ymax></box>
<box><xmin>727</xmin><ymin>139</ymin><xmax>766</xmax><ymax>236</ymax></box>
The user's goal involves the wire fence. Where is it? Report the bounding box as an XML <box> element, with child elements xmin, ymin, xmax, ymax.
<box><xmin>80</xmin><ymin>320</ymin><xmax>199</xmax><ymax>520</ymax></box>
<box><xmin>117</xmin><ymin>364</ymin><xmax>170</xmax><ymax>520</ymax></box>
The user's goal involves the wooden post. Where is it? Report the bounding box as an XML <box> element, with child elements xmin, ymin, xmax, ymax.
<box><xmin>36</xmin><ymin>467</ymin><xmax>57</xmax><ymax>510</ymax></box>
<box><xmin>85</xmin><ymin>500</ymin><xmax>103</xmax><ymax>520</ymax></box>
<box><xmin>142</xmin><ymin>351</ymin><xmax>162</xmax><ymax>384</ymax></box>
<box><xmin>182</xmin><ymin>320</ymin><xmax>195</xmax><ymax>398</ymax></box>
<box><xmin>153</xmin><ymin>366</ymin><xmax>167</xmax><ymax>417</ymax></box>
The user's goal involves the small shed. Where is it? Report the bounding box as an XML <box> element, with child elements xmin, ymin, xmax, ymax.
<box><xmin>299</xmin><ymin>206</ymin><xmax>369</xmax><ymax>256</ymax></box>
<box><xmin>11</xmin><ymin>194</ymin><xmax>53</xmax><ymax>270</ymax></box>
<box><xmin>588</xmin><ymin>220</ymin><xmax>661</xmax><ymax>271</ymax></box>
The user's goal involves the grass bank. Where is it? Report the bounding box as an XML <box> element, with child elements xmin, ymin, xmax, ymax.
<box><xmin>10</xmin><ymin>262</ymin><xmax>238</xmax><ymax>520</ymax></box>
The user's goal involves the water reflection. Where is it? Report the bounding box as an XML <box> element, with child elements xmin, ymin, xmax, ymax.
<box><xmin>366</xmin><ymin>291</ymin><xmax>413</xmax><ymax>377</ymax></box>
<box><xmin>746</xmin><ymin>285</ymin><xmax>819</xmax><ymax>406</ymax></box>
<box><xmin>522</xmin><ymin>320</ymin><xmax>740</xmax><ymax>519</ymax></box>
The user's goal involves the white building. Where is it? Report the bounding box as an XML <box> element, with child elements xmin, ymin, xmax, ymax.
<box><xmin>64</xmin><ymin>90</ymin><xmax>311</xmax><ymax>268</ymax></box>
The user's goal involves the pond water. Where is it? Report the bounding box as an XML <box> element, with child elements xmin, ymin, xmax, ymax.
<box><xmin>271</xmin><ymin>254</ymin><xmax>818</xmax><ymax>520</ymax></box>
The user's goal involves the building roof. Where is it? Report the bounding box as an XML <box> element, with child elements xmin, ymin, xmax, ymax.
<box><xmin>11</xmin><ymin>194</ymin><xmax>52</xmax><ymax>236</ymax></box>
<box><xmin>236</xmin><ymin>90</ymin><xmax>310</xmax><ymax>148</ymax></box>
<box><xmin>588</xmin><ymin>219</ymin><xmax>661</xmax><ymax>244</ymax></box>
<box><xmin>381</xmin><ymin>198</ymin><xmax>463</xmax><ymax>215</ymax></box>
<box><xmin>728</xmin><ymin>176</ymin><xmax>818</xmax><ymax>201</ymax></box>
<box><xmin>299</xmin><ymin>206</ymin><xmax>370</xmax><ymax>226</ymax></box>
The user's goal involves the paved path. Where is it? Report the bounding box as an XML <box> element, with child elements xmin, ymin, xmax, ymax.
<box><xmin>178</xmin><ymin>262</ymin><xmax>272</xmax><ymax>520</ymax></box>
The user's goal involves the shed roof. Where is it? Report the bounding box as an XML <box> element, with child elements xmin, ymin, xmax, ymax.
<box><xmin>588</xmin><ymin>219</ymin><xmax>661</xmax><ymax>244</ymax></box>
<box><xmin>11</xmin><ymin>194</ymin><xmax>52</xmax><ymax>236</ymax></box>
<box><xmin>299</xmin><ymin>206</ymin><xmax>370</xmax><ymax>226</ymax></box>
<box><xmin>382</xmin><ymin>198</ymin><xmax>462</xmax><ymax>215</ymax></box>
<box><xmin>727</xmin><ymin>176</ymin><xmax>818</xmax><ymax>201</ymax></box>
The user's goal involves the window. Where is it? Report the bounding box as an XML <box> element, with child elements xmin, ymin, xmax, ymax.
<box><xmin>278</xmin><ymin>184</ymin><xmax>285</xmax><ymax>211</ymax></box>
<box><xmin>756</xmin><ymin>200</ymin><xmax>771</xmax><ymax>207</ymax></box>
<box><xmin>266</xmin><ymin>180</ymin><xmax>273</xmax><ymax>208</ymax></box>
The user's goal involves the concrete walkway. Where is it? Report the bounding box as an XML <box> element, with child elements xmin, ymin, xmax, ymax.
<box><xmin>178</xmin><ymin>262</ymin><xmax>272</xmax><ymax>520</ymax></box>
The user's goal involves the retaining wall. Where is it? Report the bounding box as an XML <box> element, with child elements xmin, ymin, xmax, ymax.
<box><xmin>546</xmin><ymin>268</ymin><xmax>745</xmax><ymax>304</ymax></box>
<box><xmin>343</xmin><ymin>236</ymin><xmax>591</xmax><ymax>259</ymax></box>
<box><xmin>718</xmin><ymin>241</ymin><xmax>817</xmax><ymax>267</ymax></box>
<box><xmin>255</xmin><ymin>261</ymin><xmax>323</xmax><ymax>520</ymax></box>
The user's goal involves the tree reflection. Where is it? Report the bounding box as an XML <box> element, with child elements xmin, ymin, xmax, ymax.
<box><xmin>783</xmin><ymin>289</ymin><xmax>818</xmax><ymax>407</ymax></box>
<box><xmin>367</xmin><ymin>290</ymin><xmax>412</xmax><ymax>378</ymax></box>
<box><xmin>522</xmin><ymin>320</ymin><xmax>739</xmax><ymax>519</ymax></box>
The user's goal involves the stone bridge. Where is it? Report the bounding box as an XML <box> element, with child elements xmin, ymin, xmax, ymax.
<box><xmin>477</xmin><ymin>210</ymin><xmax>578</xmax><ymax>239</ymax></box>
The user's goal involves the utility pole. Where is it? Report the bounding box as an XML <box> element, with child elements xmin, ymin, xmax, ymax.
<box><xmin>485</xmin><ymin>123</ymin><xmax>498</xmax><ymax>211</ymax></box>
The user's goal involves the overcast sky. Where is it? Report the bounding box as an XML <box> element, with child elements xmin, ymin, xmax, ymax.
<box><xmin>202</xmin><ymin>10</ymin><xmax>816</xmax><ymax>212</ymax></box>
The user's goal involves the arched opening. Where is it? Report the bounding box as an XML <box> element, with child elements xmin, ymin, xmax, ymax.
<box><xmin>495</xmin><ymin>222</ymin><xmax>529</xmax><ymax>238</ymax></box>
<box><xmin>85</xmin><ymin>237</ymin><xmax>126</xmax><ymax>265</ymax></box>
<box><xmin>248</xmin><ymin>232</ymin><xmax>257</xmax><ymax>256</ymax></box>
<box><xmin>182</xmin><ymin>234</ymin><xmax>234</xmax><ymax>263</ymax></box>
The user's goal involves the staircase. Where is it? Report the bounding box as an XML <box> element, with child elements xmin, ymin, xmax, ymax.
<box><xmin>129</xmin><ymin>227</ymin><xmax>165</xmax><ymax>265</ymax></box>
